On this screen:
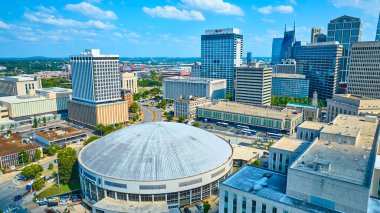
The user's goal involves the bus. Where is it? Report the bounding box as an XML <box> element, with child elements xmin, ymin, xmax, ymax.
<box><xmin>241</xmin><ymin>130</ymin><xmax>253</xmax><ymax>135</ymax></box>
<box><xmin>216</xmin><ymin>122</ymin><xmax>228</xmax><ymax>127</ymax></box>
<box><xmin>266</xmin><ymin>132</ymin><xmax>283</xmax><ymax>139</ymax></box>
<box><xmin>236</xmin><ymin>124</ymin><xmax>250</xmax><ymax>130</ymax></box>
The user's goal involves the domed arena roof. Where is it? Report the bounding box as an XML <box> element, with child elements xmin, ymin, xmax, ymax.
<box><xmin>79</xmin><ymin>122</ymin><xmax>232</xmax><ymax>181</ymax></box>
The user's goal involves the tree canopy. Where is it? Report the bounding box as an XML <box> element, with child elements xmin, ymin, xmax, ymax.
<box><xmin>57</xmin><ymin>147</ymin><xmax>77</xmax><ymax>184</ymax></box>
<box><xmin>21</xmin><ymin>164</ymin><xmax>43</xmax><ymax>180</ymax></box>
<box><xmin>83</xmin><ymin>136</ymin><xmax>101</xmax><ymax>146</ymax></box>
<box><xmin>19</xmin><ymin>149</ymin><xmax>30</xmax><ymax>164</ymax></box>
<box><xmin>129</xmin><ymin>102</ymin><xmax>140</xmax><ymax>113</ymax></box>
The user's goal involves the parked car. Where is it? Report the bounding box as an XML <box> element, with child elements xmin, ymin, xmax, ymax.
<box><xmin>13</xmin><ymin>195</ymin><xmax>22</xmax><ymax>202</ymax></box>
<box><xmin>37</xmin><ymin>198</ymin><xmax>47</xmax><ymax>206</ymax></box>
<box><xmin>59</xmin><ymin>198</ymin><xmax>68</xmax><ymax>205</ymax></box>
<box><xmin>48</xmin><ymin>196</ymin><xmax>59</xmax><ymax>202</ymax></box>
<box><xmin>47</xmin><ymin>201</ymin><xmax>58</xmax><ymax>207</ymax></box>
<box><xmin>70</xmin><ymin>194</ymin><xmax>81</xmax><ymax>202</ymax></box>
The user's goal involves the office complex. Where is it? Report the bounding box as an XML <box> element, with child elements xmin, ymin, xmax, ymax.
<box><xmin>295</xmin><ymin>42</ymin><xmax>343</xmax><ymax>101</ymax></box>
<box><xmin>196</xmin><ymin>102</ymin><xmax>303</xmax><ymax>135</ymax></box>
<box><xmin>201</xmin><ymin>28</ymin><xmax>243</xmax><ymax>95</ymax></box>
<box><xmin>311</xmin><ymin>27</ymin><xmax>322</xmax><ymax>43</ymax></box>
<box><xmin>271</xmin><ymin>38</ymin><xmax>283</xmax><ymax>65</ymax></box>
<box><xmin>162</xmin><ymin>76</ymin><xmax>226</xmax><ymax>100</ymax></box>
<box><xmin>271</xmin><ymin>73</ymin><xmax>309</xmax><ymax>98</ymax></box>
<box><xmin>120</xmin><ymin>72</ymin><xmax>137</xmax><ymax>94</ymax></box>
<box><xmin>276</xmin><ymin>59</ymin><xmax>296</xmax><ymax>74</ymax></box>
<box><xmin>376</xmin><ymin>12</ymin><xmax>380</xmax><ymax>41</ymax></box>
<box><xmin>327</xmin><ymin>94</ymin><xmax>380</xmax><ymax>122</ymax></box>
<box><xmin>0</xmin><ymin>75</ymin><xmax>41</xmax><ymax>97</ymax></box>
<box><xmin>246</xmin><ymin>52</ymin><xmax>252</xmax><ymax>64</ymax></box>
<box><xmin>347</xmin><ymin>41</ymin><xmax>380</xmax><ymax>99</ymax></box>
<box><xmin>174</xmin><ymin>96</ymin><xmax>210</xmax><ymax>119</ymax></box>
<box><xmin>78</xmin><ymin>122</ymin><xmax>233</xmax><ymax>210</ymax></box>
<box><xmin>68</xmin><ymin>49</ymin><xmax>128</xmax><ymax>127</ymax></box>
<box><xmin>327</xmin><ymin>15</ymin><xmax>362</xmax><ymax>82</ymax></box>
<box><xmin>235</xmin><ymin>66</ymin><xmax>272</xmax><ymax>106</ymax></box>
<box><xmin>190</xmin><ymin>62</ymin><xmax>202</xmax><ymax>77</ymax></box>
<box><xmin>279</xmin><ymin>25</ymin><xmax>296</xmax><ymax>61</ymax></box>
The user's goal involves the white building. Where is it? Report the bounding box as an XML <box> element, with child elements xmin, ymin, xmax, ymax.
<box><xmin>0</xmin><ymin>75</ymin><xmax>41</xmax><ymax>97</ymax></box>
<box><xmin>120</xmin><ymin>72</ymin><xmax>137</xmax><ymax>94</ymax></box>
<box><xmin>174</xmin><ymin>96</ymin><xmax>210</xmax><ymax>119</ymax></box>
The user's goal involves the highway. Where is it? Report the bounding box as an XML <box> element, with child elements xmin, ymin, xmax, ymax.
<box><xmin>139</xmin><ymin>103</ymin><xmax>163</xmax><ymax>122</ymax></box>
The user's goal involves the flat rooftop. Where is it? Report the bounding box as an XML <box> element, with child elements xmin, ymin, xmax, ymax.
<box><xmin>222</xmin><ymin>165</ymin><xmax>341</xmax><ymax>213</ymax></box>
<box><xmin>0</xmin><ymin>95</ymin><xmax>47</xmax><ymax>104</ymax></box>
<box><xmin>291</xmin><ymin>115</ymin><xmax>379</xmax><ymax>186</ymax></box>
<box><xmin>35</xmin><ymin>87</ymin><xmax>72</xmax><ymax>94</ymax></box>
<box><xmin>163</xmin><ymin>76</ymin><xmax>226</xmax><ymax>83</ymax></box>
<box><xmin>271</xmin><ymin>137</ymin><xmax>311</xmax><ymax>153</ymax></box>
<box><xmin>2</xmin><ymin>76</ymin><xmax>35</xmax><ymax>82</ymax></box>
<box><xmin>93</xmin><ymin>197</ymin><xmax>169</xmax><ymax>213</ymax></box>
<box><xmin>35</xmin><ymin>127</ymin><xmax>86</xmax><ymax>142</ymax></box>
<box><xmin>273</xmin><ymin>73</ymin><xmax>306</xmax><ymax>79</ymax></box>
<box><xmin>0</xmin><ymin>134</ymin><xmax>39</xmax><ymax>157</ymax></box>
<box><xmin>231</xmin><ymin>144</ymin><xmax>261</xmax><ymax>161</ymax></box>
<box><xmin>286</xmin><ymin>102</ymin><xmax>319</xmax><ymax>109</ymax></box>
<box><xmin>298</xmin><ymin>121</ymin><xmax>327</xmax><ymax>131</ymax></box>
<box><xmin>333</xmin><ymin>94</ymin><xmax>375</xmax><ymax>100</ymax></box>
<box><xmin>198</xmin><ymin>102</ymin><xmax>301</xmax><ymax>120</ymax></box>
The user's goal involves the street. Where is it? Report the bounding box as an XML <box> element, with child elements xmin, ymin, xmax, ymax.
<box><xmin>139</xmin><ymin>102</ymin><xmax>163</xmax><ymax>122</ymax></box>
<box><xmin>0</xmin><ymin>176</ymin><xmax>27</xmax><ymax>212</ymax></box>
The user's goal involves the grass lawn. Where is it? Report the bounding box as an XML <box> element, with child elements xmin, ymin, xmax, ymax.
<box><xmin>37</xmin><ymin>181</ymin><xmax>80</xmax><ymax>199</ymax></box>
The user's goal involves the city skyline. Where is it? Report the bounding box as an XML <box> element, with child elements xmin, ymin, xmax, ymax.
<box><xmin>0</xmin><ymin>0</ymin><xmax>379</xmax><ymax>58</ymax></box>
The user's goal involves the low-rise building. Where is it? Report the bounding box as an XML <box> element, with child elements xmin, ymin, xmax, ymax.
<box><xmin>231</xmin><ymin>144</ymin><xmax>262</xmax><ymax>168</ymax></box>
<box><xmin>174</xmin><ymin>96</ymin><xmax>211</xmax><ymax>119</ymax></box>
<box><xmin>0</xmin><ymin>75</ymin><xmax>41</xmax><ymax>97</ymax></box>
<box><xmin>34</xmin><ymin>126</ymin><xmax>87</xmax><ymax>146</ymax></box>
<box><xmin>196</xmin><ymin>101</ymin><xmax>303</xmax><ymax>135</ymax></box>
<box><xmin>0</xmin><ymin>134</ymin><xmax>42</xmax><ymax>168</ymax></box>
<box><xmin>0</xmin><ymin>106</ymin><xmax>9</xmax><ymax>121</ymax></box>
<box><xmin>120</xmin><ymin>72</ymin><xmax>137</xmax><ymax>94</ymax></box>
<box><xmin>296</xmin><ymin>121</ymin><xmax>327</xmax><ymax>141</ymax></box>
<box><xmin>92</xmin><ymin>198</ymin><xmax>169</xmax><ymax>213</ymax></box>
<box><xmin>286</xmin><ymin>102</ymin><xmax>320</xmax><ymax>121</ymax></box>
<box><xmin>327</xmin><ymin>94</ymin><xmax>380</xmax><ymax>122</ymax></box>
<box><xmin>272</xmin><ymin>74</ymin><xmax>309</xmax><ymax>98</ymax></box>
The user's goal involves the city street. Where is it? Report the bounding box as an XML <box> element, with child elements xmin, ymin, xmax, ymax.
<box><xmin>0</xmin><ymin>177</ymin><xmax>27</xmax><ymax>212</ymax></box>
<box><xmin>139</xmin><ymin>102</ymin><xmax>163</xmax><ymax>122</ymax></box>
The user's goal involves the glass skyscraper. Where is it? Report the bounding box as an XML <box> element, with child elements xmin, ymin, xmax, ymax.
<box><xmin>271</xmin><ymin>74</ymin><xmax>309</xmax><ymax>98</ymax></box>
<box><xmin>376</xmin><ymin>12</ymin><xmax>380</xmax><ymax>41</ymax></box>
<box><xmin>279</xmin><ymin>25</ymin><xmax>296</xmax><ymax>61</ymax></box>
<box><xmin>201</xmin><ymin>28</ymin><xmax>243</xmax><ymax>95</ymax></box>
<box><xmin>327</xmin><ymin>15</ymin><xmax>362</xmax><ymax>83</ymax></box>
<box><xmin>271</xmin><ymin>38</ymin><xmax>283</xmax><ymax>64</ymax></box>
<box><xmin>295</xmin><ymin>42</ymin><xmax>343</xmax><ymax>101</ymax></box>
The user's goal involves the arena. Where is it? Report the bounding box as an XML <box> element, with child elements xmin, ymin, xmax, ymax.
<box><xmin>78</xmin><ymin>122</ymin><xmax>233</xmax><ymax>209</ymax></box>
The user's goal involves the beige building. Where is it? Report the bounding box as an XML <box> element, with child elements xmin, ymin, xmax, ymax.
<box><xmin>327</xmin><ymin>94</ymin><xmax>380</xmax><ymax>122</ymax></box>
<box><xmin>120</xmin><ymin>72</ymin><xmax>137</xmax><ymax>93</ymax></box>
<box><xmin>68</xmin><ymin>100</ymin><xmax>128</xmax><ymax>127</ymax></box>
<box><xmin>0</xmin><ymin>75</ymin><xmax>41</xmax><ymax>97</ymax></box>
<box><xmin>231</xmin><ymin>144</ymin><xmax>262</xmax><ymax>168</ymax></box>
<box><xmin>174</xmin><ymin>96</ymin><xmax>211</xmax><ymax>119</ymax></box>
<box><xmin>0</xmin><ymin>106</ymin><xmax>9</xmax><ymax>120</ymax></box>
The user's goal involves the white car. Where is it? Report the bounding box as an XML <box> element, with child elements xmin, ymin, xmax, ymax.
<box><xmin>59</xmin><ymin>198</ymin><xmax>68</xmax><ymax>205</ymax></box>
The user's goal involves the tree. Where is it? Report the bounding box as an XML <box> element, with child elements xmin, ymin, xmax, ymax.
<box><xmin>226</xmin><ymin>93</ymin><xmax>233</xmax><ymax>101</ymax></box>
<box><xmin>21</xmin><ymin>164</ymin><xmax>43</xmax><ymax>180</ymax></box>
<box><xmin>6</xmin><ymin>130</ymin><xmax>11</xmax><ymax>134</ymax></box>
<box><xmin>83</xmin><ymin>136</ymin><xmax>101</xmax><ymax>146</ymax></box>
<box><xmin>150</xmin><ymin>88</ymin><xmax>161</xmax><ymax>95</ymax></box>
<box><xmin>192</xmin><ymin>122</ymin><xmax>200</xmax><ymax>127</ymax></box>
<box><xmin>178</xmin><ymin>116</ymin><xmax>186</xmax><ymax>123</ymax></box>
<box><xmin>1</xmin><ymin>125</ymin><xmax>5</xmax><ymax>130</ymax></box>
<box><xmin>306</xmin><ymin>116</ymin><xmax>313</xmax><ymax>121</ymax></box>
<box><xmin>10</xmin><ymin>124</ymin><xmax>15</xmax><ymax>129</ymax></box>
<box><xmin>251</xmin><ymin>160</ymin><xmax>261</xmax><ymax>167</ymax></box>
<box><xmin>31</xmin><ymin>178</ymin><xmax>46</xmax><ymax>191</ymax></box>
<box><xmin>19</xmin><ymin>149</ymin><xmax>30</xmax><ymax>165</ymax></box>
<box><xmin>57</xmin><ymin>147</ymin><xmax>77</xmax><ymax>184</ymax></box>
<box><xmin>48</xmin><ymin>163</ymin><xmax>54</xmax><ymax>170</ymax></box>
<box><xmin>203</xmin><ymin>201</ymin><xmax>211</xmax><ymax>213</ymax></box>
<box><xmin>43</xmin><ymin>116</ymin><xmax>47</xmax><ymax>126</ymax></box>
<box><xmin>157</xmin><ymin>100</ymin><xmax>167</xmax><ymax>110</ymax></box>
<box><xmin>43</xmin><ymin>143</ymin><xmax>60</xmax><ymax>156</ymax></box>
<box><xmin>33</xmin><ymin>117</ymin><xmax>38</xmax><ymax>128</ymax></box>
<box><xmin>130</xmin><ymin>102</ymin><xmax>140</xmax><ymax>113</ymax></box>
<box><xmin>166</xmin><ymin>113</ymin><xmax>174</xmax><ymax>121</ymax></box>
<box><xmin>34</xmin><ymin>149</ymin><xmax>41</xmax><ymax>161</ymax></box>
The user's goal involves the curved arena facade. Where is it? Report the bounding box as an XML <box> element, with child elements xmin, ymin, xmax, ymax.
<box><xmin>78</xmin><ymin>122</ymin><xmax>233</xmax><ymax>209</ymax></box>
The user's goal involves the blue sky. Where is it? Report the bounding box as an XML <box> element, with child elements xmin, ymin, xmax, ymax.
<box><xmin>0</xmin><ymin>0</ymin><xmax>379</xmax><ymax>57</ymax></box>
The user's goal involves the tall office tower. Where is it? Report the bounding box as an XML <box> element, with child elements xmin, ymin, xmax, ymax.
<box><xmin>277</xmin><ymin>59</ymin><xmax>296</xmax><ymax>74</ymax></box>
<box><xmin>235</xmin><ymin>66</ymin><xmax>272</xmax><ymax>105</ymax></box>
<box><xmin>68</xmin><ymin>49</ymin><xmax>128</xmax><ymax>127</ymax></box>
<box><xmin>279</xmin><ymin>24</ymin><xmax>296</xmax><ymax>61</ymax></box>
<box><xmin>246</xmin><ymin>52</ymin><xmax>252</xmax><ymax>64</ymax></box>
<box><xmin>271</xmin><ymin>73</ymin><xmax>309</xmax><ymax>98</ymax></box>
<box><xmin>311</xmin><ymin>27</ymin><xmax>322</xmax><ymax>43</ymax></box>
<box><xmin>376</xmin><ymin>12</ymin><xmax>380</xmax><ymax>41</ymax></box>
<box><xmin>295</xmin><ymin>42</ymin><xmax>343</xmax><ymax>101</ymax></box>
<box><xmin>348</xmin><ymin>41</ymin><xmax>380</xmax><ymax>98</ymax></box>
<box><xmin>190</xmin><ymin>62</ymin><xmax>202</xmax><ymax>77</ymax></box>
<box><xmin>327</xmin><ymin>15</ymin><xmax>362</xmax><ymax>83</ymax></box>
<box><xmin>201</xmin><ymin>28</ymin><xmax>243</xmax><ymax>95</ymax></box>
<box><xmin>314</xmin><ymin>33</ymin><xmax>327</xmax><ymax>43</ymax></box>
<box><xmin>271</xmin><ymin>38</ymin><xmax>283</xmax><ymax>65</ymax></box>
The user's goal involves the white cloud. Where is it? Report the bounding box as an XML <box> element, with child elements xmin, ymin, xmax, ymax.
<box><xmin>289</xmin><ymin>0</ymin><xmax>297</xmax><ymax>5</ymax></box>
<box><xmin>113</xmin><ymin>32</ymin><xmax>123</xmax><ymax>38</ymax></box>
<box><xmin>65</xmin><ymin>2</ymin><xmax>117</xmax><ymax>20</ymax></box>
<box><xmin>0</xmin><ymin>20</ymin><xmax>10</xmax><ymax>29</ymax></box>
<box><xmin>256</xmin><ymin>5</ymin><xmax>294</xmax><ymax>14</ymax></box>
<box><xmin>330</xmin><ymin>0</ymin><xmax>380</xmax><ymax>17</ymax></box>
<box><xmin>181</xmin><ymin>0</ymin><xmax>244</xmax><ymax>16</ymax></box>
<box><xmin>261</xmin><ymin>18</ymin><xmax>275</xmax><ymax>23</ymax></box>
<box><xmin>143</xmin><ymin>6</ymin><xmax>205</xmax><ymax>21</ymax></box>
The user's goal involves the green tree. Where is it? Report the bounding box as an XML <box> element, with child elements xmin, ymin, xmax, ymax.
<box><xmin>43</xmin><ymin>143</ymin><xmax>60</xmax><ymax>156</ymax></box>
<box><xmin>6</xmin><ymin>130</ymin><xmax>11</xmax><ymax>134</ymax></box>
<box><xmin>48</xmin><ymin>163</ymin><xmax>54</xmax><ymax>170</ymax></box>
<box><xmin>306</xmin><ymin>116</ymin><xmax>313</xmax><ymax>121</ymax></box>
<box><xmin>34</xmin><ymin>149</ymin><xmax>41</xmax><ymax>161</ymax></box>
<box><xmin>203</xmin><ymin>201</ymin><xmax>211</xmax><ymax>213</ymax></box>
<box><xmin>157</xmin><ymin>100</ymin><xmax>167</xmax><ymax>110</ymax></box>
<box><xmin>21</xmin><ymin>164</ymin><xmax>43</xmax><ymax>180</ymax></box>
<box><xmin>166</xmin><ymin>113</ymin><xmax>174</xmax><ymax>121</ymax></box>
<box><xmin>150</xmin><ymin>88</ymin><xmax>161</xmax><ymax>95</ymax></box>
<box><xmin>251</xmin><ymin>160</ymin><xmax>261</xmax><ymax>167</ymax></box>
<box><xmin>226</xmin><ymin>93</ymin><xmax>233</xmax><ymax>101</ymax></box>
<box><xmin>10</xmin><ymin>124</ymin><xmax>15</xmax><ymax>129</ymax></box>
<box><xmin>57</xmin><ymin>147</ymin><xmax>77</xmax><ymax>184</ymax></box>
<box><xmin>1</xmin><ymin>125</ymin><xmax>5</xmax><ymax>130</ymax></box>
<box><xmin>130</xmin><ymin>102</ymin><xmax>140</xmax><ymax>113</ymax></box>
<box><xmin>178</xmin><ymin>116</ymin><xmax>186</xmax><ymax>123</ymax></box>
<box><xmin>83</xmin><ymin>136</ymin><xmax>101</xmax><ymax>146</ymax></box>
<box><xmin>192</xmin><ymin>122</ymin><xmax>200</xmax><ymax>127</ymax></box>
<box><xmin>33</xmin><ymin>117</ymin><xmax>38</xmax><ymax>128</ymax></box>
<box><xmin>19</xmin><ymin>149</ymin><xmax>30</xmax><ymax>165</ymax></box>
<box><xmin>31</xmin><ymin>178</ymin><xmax>46</xmax><ymax>191</ymax></box>
<box><xmin>43</xmin><ymin>116</ymin><xmax>47</xmax><ymax>126</ymax></box>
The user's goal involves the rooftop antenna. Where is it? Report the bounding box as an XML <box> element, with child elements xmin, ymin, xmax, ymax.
<box><xmin>284</xmin><ymin>24</ymin><xmax>287</xmax><ymax>33</ymax></box>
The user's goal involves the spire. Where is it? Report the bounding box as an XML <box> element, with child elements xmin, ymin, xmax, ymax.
<box><xmin>285</xmin><ymin>24</ymin><xmax>287</xmax><ymax>33</ymax></box>
<box><xmin>293</xmin><ymin>21</ymin><xmax>296</xmax><ymax>31</ymax></box>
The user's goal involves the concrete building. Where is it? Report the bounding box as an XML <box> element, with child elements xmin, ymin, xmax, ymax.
<box><xmin>295</xmin><ymin>42</ymin><xmax>343</xmax><ymax>101</ymax></box>
<box><xmin>163</xmin><ymin>76</ymin><xmax>226</xmax><ymax>101</ymax></box>
<box><xmin>231</xmin><ymin>144</ymin><xmax>262</xmax><ymax>168</ymax></box>
<box><xmin>271</xmin><ymin>38</ymin><xmax>283</xmax><ymax>65</ymax></box>
<box><xmin>0</xmin><ymin>87</ymin><xmax>71</xmax><ymax>120</ymax></box>
<box><xmin>0</xmin><ymin>75</ymin><xmax>41</xmax><ymax>97</ymax></box>
<box><xmin>120</xmin><ymin>72</ymin><xmax>137</xmax><ymax>94</ymax></box>
<box><xmin>347</xmin><ymin>41</ymin><xmax>380</xmax><ymax>99</ymax></box>
<box><xmin>68</xmin><ymin>49</ymin><xmax>128</xmax><ymax>127</ymax></box>
<box><xmin>272</xmin><ymin>74</ymin><xmax>309</xmax><ymax>98</ymax></box>
<box><xmin>371</xmin><ymin>156</ymin><xmax>380</xmax><ymax>199</ymax></box>
<box><xmin>269</xmin><ymin>137</ymin><xmax>311</xmax><ymax>173</ymax></box>
<box><xmin>78</xmin><ymin>122</ymin><xmax>233</xmax><ymax>210</ymax></box>
<box><xmin>0</xmin><ymin>133</ymin><xmax>42</xmax><ymax>168</ymax></box>
<box><xmin>196</xmin><ymin>101</ymin><xmax>303</xmax><ymax>135</ymax></box>
<box><xmin>286</xmin><ymin>102</ymin><xmax>320</xmax><ymax>121</ymax></box>
<box><xmin>174</xmin><ymin>96</ymin><xmax>210</xmax><ymax>119</ymax></box>
<box><xmin>235</xmin><ymin>66</ymin><xmax>272</xmax><ymax>106</ymax></box>
<box><xmin>311</xmin><ymin>27</ymin><xmax>322</xmax><ymax>43</ymax></box>
<box><xmin>34</xmin><ymin>126</ymin><xmax>87</xmax><ymax>146</ymax></box>
<box><xmin>276</xmin><ymin>59</ymin><xmax>296</xmax><ymax>74</ymax></box>
<box><xmin>190</xmin><ymin>62</ymin><xmax>202</xmax><ymax>77</ymax></box>
<box><xmin>296</xmin><ymin>121</ymin><xmax>327</xmax><ymax>141</ymax></box>
<box><xmin>327</xmin><ymin>15</ymin><xmax>363</xmax><ymax>83</ymax></box>
<box><xmin>92</xmin><ymin>198</ymin><xmax>169</xmax><ymax>213</ymax></box>
<box><xmin>201</xmin><ymin>28</ymin><xmax>243</xmax><ymax>95</ymax></box>
<box><xmin>376</xmin><ymin>12</ymin><xmax>380</xmax><ymax>41</ymax></box>
<box><xmin>327</xmin><ymin>94</ymin><xmax>380</xmax><ymax>122</ymax></box>
<box><xmin>0</xmin><ymin>106</ymin><xmax>9</xmax><ymax>121</ymax></box>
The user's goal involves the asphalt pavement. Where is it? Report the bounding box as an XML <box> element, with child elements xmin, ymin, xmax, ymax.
<box><xmin>0</xmin><ymin>178</ymin><xmax>27</xmax><ymax>212</ymax></box>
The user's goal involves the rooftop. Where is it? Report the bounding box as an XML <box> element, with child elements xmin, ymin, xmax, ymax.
<box><xmin>198</xmin><ymin>102</ymin><xmax>301</xmax><ymax>120</ymax></box>
<box><xmin>2</xmin><ymin>75</ymin><xmax>36</xmax><ymax>82</ymax></box>
<box><xmin>0</xmin><ymin>134</ymin><xmax>39</xmax><ymax>157</ymax></box>
<box><xmin>231</xmin><ymin>144</ymin><xmax>261</xmax><ymax>161</ymax></box>
<box><xmin>35</xmin><ymin>127</ymin><xmax>86</xmax><ymax>142</ymax></box>
<box><xmin>93</xmin><ymin>197</ymin><xmax>169</xmax><ymax>213</ymax></box>
<box><xmin>271</xmin><ymin>137</ymin><xmax>311</xmax><ymax>153</ymax></box>
<box><xmin>272</xmin><ymin>74</ymin><xmax>306</xmax><ymax>79</ymax></box>
<box><xmin>0</xmin><ymin>95</ymin><xmax>47</xmax><ymax>104</ymax></box>
<box><xmin>286</xmin><ymin>102</ymin><xmax>319</xmax><ymax>109</ymax></box>
<box><xmin>222</xmin><ymin>165</ymin><xmax>341</xmax><ymax>213</ymax></box>
<box><xmin>163</xmin><ymin>76</ymin><xmax>226</xmax><ymax>83</ymax></box>
<box><xmin>291</xmin><ymin>115</ymin><xmax>379</xmax><ymax>186</ymax></box>
<box><xmin>35</xmin><ymin>87</ymin><xmax>72</xmax><ymax>94</ymax></box>
<box><xmin>176</xmin><ymin>96</ymin><xmax>208</xmax><ymax>102</ymax></box>
<box><xmin>79</xmin><ymin>122</ymin><xmax>232</xmax><ymax>181</ymax></box>
<box><xmin>298</xmin><ymin>121</ymin><xmax>327</xmax><ymax>131</ymax></box>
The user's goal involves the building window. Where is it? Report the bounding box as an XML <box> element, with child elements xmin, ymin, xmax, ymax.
<box><xmin>128</xmin><ymin>194</ymin><xmax>139</xmax><ymax>201</ymax></box>
<box><xmin>106</xmin><ymin>190</ymin><xmax>115</xmax><ymax>198</ymax></box>
<box><xmin>141</xmin><ymin>194</ymin><xmax>153</xmax><ymax>202</ymax></box>
<box><xmin>232</xmin><ymin>194</ymin><xmax>237</xmax><ymax>213</ymax></box>
<box><xmin>252</xmin><ymin>200</ymin><xmax>256</xmax><ymax>213</ymax></box>
<box><xmin>242</xmin><ymin>197</ymin><xmax>247</xmax><ymax>213</ymax></box>
<box><xmin>273</xmin><ymin>207</ymin><xmax>277</xmax><ymax>213</ymax></box>
<box><xmin>154</xmin><ymin>194</ymin><xmax>166</xmax><ymax>201</ymax></box>
<box><xmin>261</xmin><ymin>203</ymin><xmax>266</xmax><ymax>213</ymax></box>
<box><xmin>116</xmin><ymin>192</ymin><xmax>127</xmax><ymax>200</ymax></box>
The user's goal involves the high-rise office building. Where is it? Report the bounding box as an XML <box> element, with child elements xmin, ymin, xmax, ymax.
<box><xmin>295</xmin><ymin>42</ymin><xmax>343</xmax><ymax>101</ymax></box>
<box><xmin>201</xmin><ymin>28</ymin><xmax>243</xmax><ymax>95</ymax></box>
<box><xmin>271</xmin><ymin>38</ymin><xmax>283</xmax><ymax>65</ymax></box>
<box><xmin>279</xmin><ymin>24</ymin><xmax>296</xmax><ymax>61</ymax></box>
<box><xmin>68</xmin><ymin>49</ymin><xmax>128</xmax><ymax>127</ymax></box>
<box><xmin>314</xmin><ymin>33</ymin><xmax>327</xmax><ymax>43</ymax></box>
<box><xmin>311</xmin><ymin>27</ymin><xmax>322</xmax><ymax>43</ymax></box>
<box><xmin>347</xmin><ymin>41</ymin><xmax>380</xmax><ymax>99</ymax></box>
<box><xmin>376</xmin><ymin>12</ymin><xmax>380</xmax><ymax>41</ymax></box>
<box><xmin>246</xmin><ymin>52</ymin><xmax>252</xmax><ymax>64</ymax></box>
<box><xmin>235</xmin><ymin>66</ymin><xmax>272</xmax><ymax>105</ymax></box>
<box><xmin>276</xmin><ymin>59</ymin><xmax>296</xmax><ymax>74</ymax></box>
<box><xmin>327</xmin><ymin>15</ymin><xmax>362</xmax><ymax>83</ymax></box>
<box><xmin>271</xmin><ymin>73</ymin><xmax>309</xmax><ymax>98</ymax></box>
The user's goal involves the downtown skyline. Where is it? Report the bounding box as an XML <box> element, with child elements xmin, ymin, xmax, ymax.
<box><xmin>0</xmin><ymin>0</ymin><xmax>379</xmax><ymax>57</ymax></box>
